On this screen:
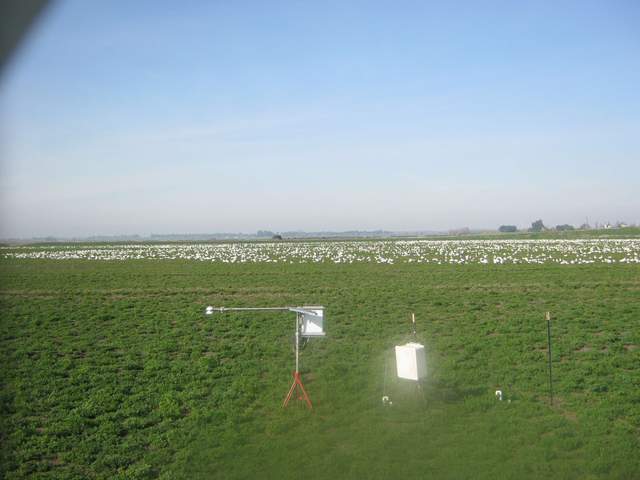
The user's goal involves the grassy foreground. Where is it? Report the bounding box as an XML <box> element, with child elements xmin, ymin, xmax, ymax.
<box><xmin>1</xmin><ymin>260</ymin><xmax>639</xmax><ymax>479</ymax></box>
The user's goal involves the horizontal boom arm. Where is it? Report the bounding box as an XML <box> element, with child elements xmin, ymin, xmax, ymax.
<box><xmin>205</xmin><ymin>306</ymin><xmax>322</xmax><ymax>317</ymax></box>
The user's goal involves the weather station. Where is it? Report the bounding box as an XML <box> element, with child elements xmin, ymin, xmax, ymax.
<box><xmin>205</xmin><ymin>305</ymin><xmax>325</xmax><ymax>409</ymax></box>
<box><xmin>382</xmin><ymin>313</ymin><xmax>427</xmax><ymax>406</ymax></box>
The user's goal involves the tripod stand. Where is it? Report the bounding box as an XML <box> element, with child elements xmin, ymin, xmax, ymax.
<box><xmin>283</xmin><ymin>312</ymin><xmax>313</xmax><ymax>409</ymax></box>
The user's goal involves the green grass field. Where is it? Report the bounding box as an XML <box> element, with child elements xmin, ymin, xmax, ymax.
<box><xmin>1</xmin><ymin>259</ymin><xmax>639</xmax><ymax>479</ymax></box>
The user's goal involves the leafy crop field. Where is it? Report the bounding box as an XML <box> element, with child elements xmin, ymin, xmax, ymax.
<box><xmin>1</xmin><ymin>242</ymin><xmax>639</xmax><ymax>479</ymax></box>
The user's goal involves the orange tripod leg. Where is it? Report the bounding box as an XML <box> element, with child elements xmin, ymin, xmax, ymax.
<box><xmin>283</xmin><ymin>375</ymin><xmax>298</xmax><ymax>407</ymax></box>
<box><xmin>282</xmin><ymin>372</ymin><xmax>313</xmax><ymax>409</ymax></box>
<box><xmin>295</xmin><ymin>372</ymin><xmax>313</xmax><ymax>409</ymax></box>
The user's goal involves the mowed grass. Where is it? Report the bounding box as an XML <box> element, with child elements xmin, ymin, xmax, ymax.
<box><xmin>1</xmin><ymin>260</ymin><xmax>639</xmax><ymax>479</ymax></box>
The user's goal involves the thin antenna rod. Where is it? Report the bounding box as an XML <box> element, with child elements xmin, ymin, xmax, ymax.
<box><xmin>411</xmin><ymin>313</ymin><xmax>416</xmax><ymax>339</ymax></box>
<box><xmin>546</xmin><ymin>311</ymin><xmax>554</xmax><ymax>406</ymax></box>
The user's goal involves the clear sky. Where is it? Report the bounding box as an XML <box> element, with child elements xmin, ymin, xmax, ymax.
<box><xmin>1</xmin><ymin>0</ymin><xmax>639</xmax><ymax>237</ymax></box>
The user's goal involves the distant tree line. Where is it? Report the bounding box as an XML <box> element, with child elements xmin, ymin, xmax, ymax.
<box><xmin>496</xmin><ymin>219</ymin><xmax>638</xmax><ymax>233</ymax></box>
<box><xmin>498</xmin><ymin>220</ymin><xmax>581</xmax><ymax>233</ymax></box>
<box><xmin>555</xmin><ymin>224</ymin><xmax>575</xmax><ymax>231</ymax></box>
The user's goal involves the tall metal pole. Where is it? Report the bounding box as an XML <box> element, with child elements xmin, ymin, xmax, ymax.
<box><xmin>546</xmin><ymin>311</ymin><xmax>553</xmax><ymax>406</ymax></box>
<box><xmin>295</xmin><ymin>313</ymin><xmax>300</xmax><ymax>373</ymax></box>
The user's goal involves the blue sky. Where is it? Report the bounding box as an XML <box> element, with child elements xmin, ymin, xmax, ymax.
<box><xmin>1</xmin><ymin>0</ymin><xmax>639</xmax><ymax>237</ymax></box>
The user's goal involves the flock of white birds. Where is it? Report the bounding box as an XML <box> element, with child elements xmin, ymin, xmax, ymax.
<box><xmin>3</xmin><ymin>239</ymin><xmax>640</xmax><ymax>265</ymax></box>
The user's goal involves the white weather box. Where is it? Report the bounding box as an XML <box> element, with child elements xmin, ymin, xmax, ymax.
<box><xmin>300</xmin><ymin>306</ymin><xmax>325</xmax><ymax>337</ymax></box>
<box><xmin>395</xmin><ymin>342</ymin><xmax>426</xmax><ymax>381</ymax></box>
